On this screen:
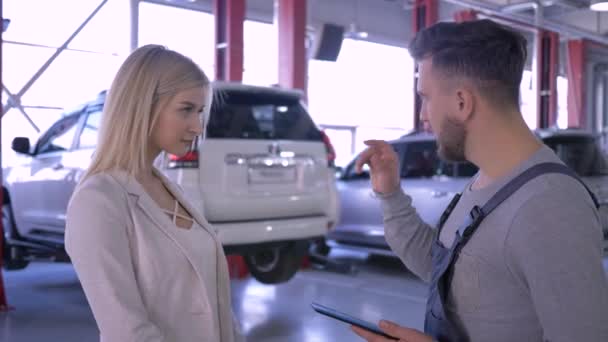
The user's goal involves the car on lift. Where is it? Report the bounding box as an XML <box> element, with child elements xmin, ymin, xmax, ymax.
<box><xmin>2</xmin><ymin>82</ymin><xmax>340</xmax><ymax>284</ymax></box>
<box><xmin>328</xmin><ymin>129</ymin><xmax>608</xmax><ymax>257</ymax></box>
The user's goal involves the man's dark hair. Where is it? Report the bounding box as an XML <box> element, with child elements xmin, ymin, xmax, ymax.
<box><xmin>409</xmin><ymin>19</ymin><xmax>527</xmax><ymax>109</ymax></box>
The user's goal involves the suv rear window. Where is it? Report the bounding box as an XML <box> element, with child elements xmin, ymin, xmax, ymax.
<box><xmin>342</xmin><ymin>140</ymin><xmax>478</xmax><ymax>180</ymax></box>
<box><xmin>543</xmin><ymin>136</ymin><xmax>608</xmax><ymax>176</ymax></box>
<box><xmin>206</xmin><ymin>90</ymin><xmax>322</xmax><ymax>141</ymax></box>
<box><xmin>401</xmin><ymin>141</ymin><xmax>478</xmax><ymax>178</ymax></box>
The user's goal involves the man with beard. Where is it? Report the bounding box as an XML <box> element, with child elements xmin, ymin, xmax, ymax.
<box><xmin>351</xmin><ymin>19</ymin><xmax>608</xmax><ymax>342</ymax></box>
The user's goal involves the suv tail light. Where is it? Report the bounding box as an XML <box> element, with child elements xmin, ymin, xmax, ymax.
<box><xmin>167</xmin><ymin>150</ymin><xmax>199</xmax><ymax>169</ymax></box>
<box><xmin>320</xmin><ymin>130</ymin><xmax>336</xmax><ymax>167</ymax></box>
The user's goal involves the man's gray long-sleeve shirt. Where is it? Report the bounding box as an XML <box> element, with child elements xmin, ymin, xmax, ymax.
<box><xmin>380</xmin><ymin>145</ymin><xmax>608</xmax><ymax>341</ymax></box>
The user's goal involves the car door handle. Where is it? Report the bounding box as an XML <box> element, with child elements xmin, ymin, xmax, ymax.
<box><xmin>52</xmin><ymin>163</ymin><xmax>64</xmax><ymax>170</ymax></box>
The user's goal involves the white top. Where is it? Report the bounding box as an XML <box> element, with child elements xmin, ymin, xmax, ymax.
<box><xmin>159</xmin><ymin>198</ymin><xmax>221</xmax><ymax>341</ymax></box>
<box><xmin>171</xmin><ymin>220</ymin><xmax>220</xmax><ymax>340</ymax></box>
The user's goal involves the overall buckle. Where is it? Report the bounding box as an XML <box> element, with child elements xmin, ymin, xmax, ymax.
<box><xmin>465</xmin><ymin>206</ymin><xmax>485</xmax><ymax>237</ymax></box>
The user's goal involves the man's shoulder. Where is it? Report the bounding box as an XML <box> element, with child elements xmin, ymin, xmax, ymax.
<box><xmin>504</xmin><ymin>171</ymin><xmax>601</xmax><ymax>246</ymax></box>
<box><xmin>517</xmin><ymin>170</ymin><xmax>594</xmax><ymax>208</ymax></box>
<box><xmin>496</xmin><ymin>147</ymin><xmax>593</xmax><ymax>207</ymax></box>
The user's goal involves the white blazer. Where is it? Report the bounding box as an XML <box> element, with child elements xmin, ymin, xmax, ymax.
<box><xmin>65</xmin><ymin>169</ymin><xmax>243</xmax><ymax>342</ymax></box>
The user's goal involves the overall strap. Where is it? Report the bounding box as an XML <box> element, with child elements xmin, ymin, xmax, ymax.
<box><xmin>436</xmin><ymin>193</ymin><xmax>462</xmax><ymax>235</ymax></box>
<box><xmin>457</xmin><ymin>162</ymin><xmax>599</xmax><ymax>239</ymax></box>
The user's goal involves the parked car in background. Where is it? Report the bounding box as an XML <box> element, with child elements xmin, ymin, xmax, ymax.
<box><xmin>328</xmin><ymin>129</ymin><xmax>608</xmax><ymax>256</ymax></box>
<box><xmin>2</xmin><ymin>82</ymin><xmax>340</xmax><ymax>284</ymax></box>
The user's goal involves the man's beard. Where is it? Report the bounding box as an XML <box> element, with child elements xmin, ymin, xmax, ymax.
<box><xmin>437</xmin><ymin>116</ymin><xmax>467</xmax><ymax>162</ymax></box>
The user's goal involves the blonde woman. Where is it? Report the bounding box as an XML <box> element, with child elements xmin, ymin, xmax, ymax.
<box><xmin>65</xmin><ymin>45</ymin><xmax>242</xmax><ymax>342</ymax></box>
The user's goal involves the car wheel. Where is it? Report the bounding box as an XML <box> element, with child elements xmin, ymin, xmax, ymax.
<box><xmin>245</xmin><ymin>242</ymin><xmax>307</xmax><ymax>284</ymax></box>
<box><xmin>310</xmin><ymin>238</ymin><xmax>331</xmax><ymax>257</ymax></box>
<box><xmin>2</xmin><ymin>204</ymin><xmax>29</xmax><ymax>271</ymax></box>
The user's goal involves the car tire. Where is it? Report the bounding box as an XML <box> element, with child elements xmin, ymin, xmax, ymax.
<box><xmin>2</xmin><ymin>204</ymin><xmax>29</xmax><ymax>271</ymax></box>
<box><xmin>310</xmin><ymin>238</ymin><xmax>331</xmax><ymax>257</ymax></box>
<box><xmin>245</xmin><ymin>242</ymin><xmax>307</xmax><ymax>284</ymax></box>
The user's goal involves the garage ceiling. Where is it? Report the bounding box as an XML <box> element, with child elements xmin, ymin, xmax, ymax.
<box><xmin>149</xmin><ymin>0</ymin><xmax>608</xmax><ymax>47</ymax></box>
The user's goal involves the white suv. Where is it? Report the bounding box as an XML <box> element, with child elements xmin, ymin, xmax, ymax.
<box><xmin>2</xmin><ymin>82</ymin><xmax>340</xmax><ymax>284</ymax></box>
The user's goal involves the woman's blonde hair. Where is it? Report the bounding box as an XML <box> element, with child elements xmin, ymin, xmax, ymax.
<box><xmin>84</xmin><ymin>44</ymin><xmax>211</xmax><ymax>180</ymax></box>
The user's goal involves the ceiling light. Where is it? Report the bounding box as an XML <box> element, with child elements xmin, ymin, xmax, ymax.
<box><xmin>346</xmin><ymin>22</ymin><xmax>368</xmax><ymax>40</ymax></box>
<box><xmin>590</xmin><ymin>0</ymin><xmax>608</xmax><ymax>11</ymax></box>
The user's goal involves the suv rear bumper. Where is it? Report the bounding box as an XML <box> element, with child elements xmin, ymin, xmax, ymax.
<box><xmin>213</xmin><ymin>215</ymin><xmax>330</xmax><ymax>246</ymax></box>
<box><xmin>223</xmin><ymin>237</ymin><xmax>316</xmax><ymax>255</ymax></box>
<box><xmin>326</xmin><ymin>240</ymin><xmax>397</xmax><ymax>258</ymax></box>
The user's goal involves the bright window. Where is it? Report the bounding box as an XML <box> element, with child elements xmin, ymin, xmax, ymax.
<box><xmin>557</xmin><ymin>76</ymin><xmax>569</xmax><ymax>129</ymax></box>
<box><xmin>139</xmin><ymin>2</ymin><xmax>214</xmax><ymax>76</ymax></box>
<box><xmin>308</xmin><ymin>39</ymin><xmax>414</xmax><ymax>164</ymax></box>
<box><xmin>243</xmin><ymin>20</ymin><xmax>278</xmax><ymax>86</ymax></box>
<box><xmin>520</xmin><ymin>70</ymin><xmax>537</xmax><ymax>130</ymax></box>
<box><xmin>2</xmin><ymin>0</ymin><xmax>129</xmax><ymax>165</ymax></box>
<box><xmin>308</xmin><ymin>39</ymin><xmax>414</xmax><ymax>130</ymax></box>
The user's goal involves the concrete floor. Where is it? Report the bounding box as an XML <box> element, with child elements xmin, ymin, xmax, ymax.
<box><xmin>0</xmin><ymin>250</ymin><xmax>428</xmax><ymax>342</ymax></box>
<box><xmin>1</xmin><ymin>251</ymin><xmax>607</xmax><ymax>342</ymax></box>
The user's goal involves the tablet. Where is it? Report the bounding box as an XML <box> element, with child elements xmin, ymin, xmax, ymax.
<box><xmin>311</xmin><ymin>302</ymin><xmax>398</xmax><ymax>340</ymax></box>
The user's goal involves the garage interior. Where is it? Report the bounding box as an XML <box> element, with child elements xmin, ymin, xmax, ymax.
<box><xmin>1</xmin><ymin>0</ymin><xmax>608</xmax><ymax>341</ymax></box>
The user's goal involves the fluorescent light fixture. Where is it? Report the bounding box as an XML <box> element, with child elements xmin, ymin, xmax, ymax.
<box><xmin>590</xmin><ymin>0</ymin><xmax>608</xmax><ymax>11</ymax></box>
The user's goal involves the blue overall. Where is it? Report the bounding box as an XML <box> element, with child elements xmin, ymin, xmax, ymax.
<box><xmin>423</xmin><ymin>162</ymin><xmax>599</xmax><ymax>342</ymax></box>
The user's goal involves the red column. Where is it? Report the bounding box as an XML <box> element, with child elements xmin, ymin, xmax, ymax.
<box><xmin>412</xmin><ymin>0</ymin><xmax>438</xmax><ymax>131</ymax></box>
<box><xmin>566</xmin><ymin>40</ymin><xmax>586</xmax><ymax>128</ymax></box>
<box><xmin>214</xmin><ymin>0</ymin><xmax>245</xmax><ymax>82</ymax></box>
<box><xmin>214</xmin><ymin>0</ymin><xmax>247</xmax><ymax>278</ymax></box>
<box><xmin>537</xmin><ymin>31</ymin><xmax>559</xmax><ymax>129</ymax></box>
<box><xmin>278</xmin><ymin>1</ymin><xmax>311</xmax><ymax>270</ymax></box>
<box><xmin>278</xmin><ymin>0</ymin><xmax>307</xmax><ymax>99</ymax></box>
<box><xmin>453</xmin><ymin>9</ymin><xmax>477</xmax><ymax>22</ymax></box>
<box><xmin>278</xmin><ymin>0</ymin><xmax>308</xmax><ymax>269</ymax></box>
<box><xmin>0</xmin><ymin>0</ymin><xmax>10</xmax><ymax>312</ymax></box>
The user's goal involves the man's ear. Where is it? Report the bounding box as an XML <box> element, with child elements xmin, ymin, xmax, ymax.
<box><xmin>455</xmin><ymin>87</ymin><xmax>475</xmax><ymax>122</ymax></box>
